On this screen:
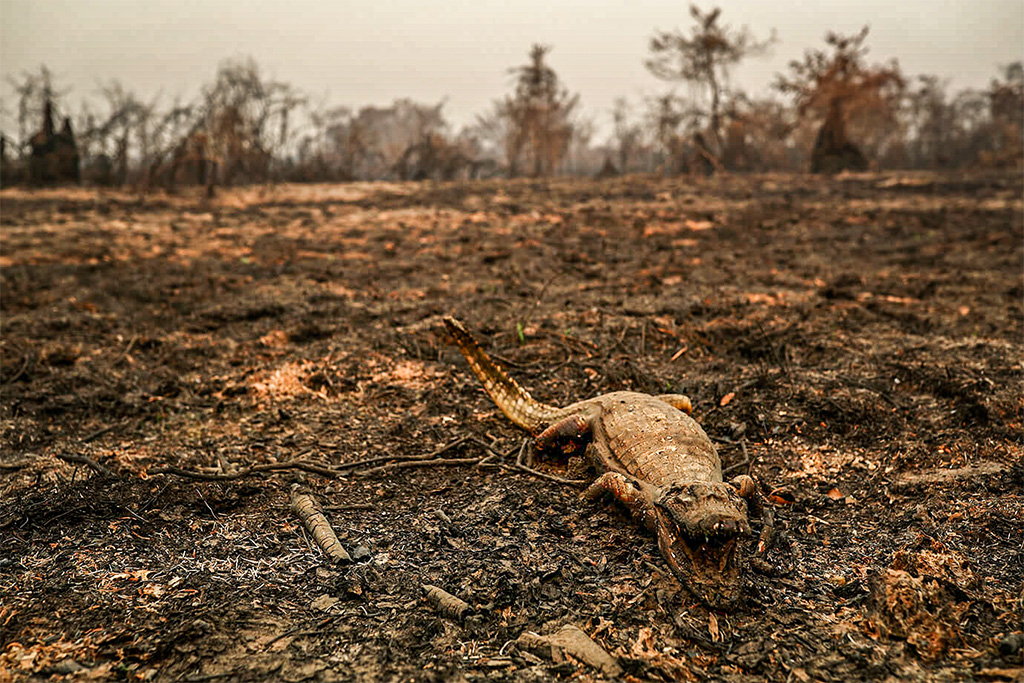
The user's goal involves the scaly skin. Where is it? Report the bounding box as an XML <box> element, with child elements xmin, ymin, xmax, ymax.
<box><xmin>445</xmin><ymin>317</ymin><xmax>753</xmax><ymax>608</ymax></box>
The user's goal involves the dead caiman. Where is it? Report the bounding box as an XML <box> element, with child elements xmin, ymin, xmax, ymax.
<box><xmin>444</xmin><ymin>317</ymin><xmax>755</xmax><ymax>608</ymax></box>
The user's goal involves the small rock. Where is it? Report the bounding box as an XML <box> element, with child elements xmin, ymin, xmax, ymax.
<box><xmin>434</xmin><ymin>508</ymin><xmax>452</xmax><ymax>525</ymax></box>
<box><xmin>997</xmin><ymin>633</ymin><xmax>1022</xmax><ymax>657</ymax></box>
<box><xmin>192</xmin><ymin>618</ymin><xmax>213</xmax><ymax>633</ymax></box>
<box><xmin>351</xmin><ymin>545</ymin><xmax>371</xmax><ymax>561</ymax></box>
<box><xmin>311</xmin><ymin>594</ymin><xmax>339</xmax><ymax>611</ymax></box>
<box><xmin>51</xmin><ymin>660</ymin><xmax>85</xmax><ymax>674</ymax></box>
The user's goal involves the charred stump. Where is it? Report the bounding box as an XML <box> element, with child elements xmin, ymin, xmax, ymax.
<box><xmin>0</xmin><ymin>134</ymin><xmax>13</xmax><ymax>186</ymax></box>
<box><xmin>594</xmin><ymin>157</ymin><xmax>619</xmax><ymax>179</ymax></box>
<box><xmin>811</xmin><ymin>98</ymin><xmax>867</xmax><ymax>174</ymax></box>
<box><xmin>28</xmin><ymin>101</ymin><xmax>80</xmax><ymax>185</ymax></box>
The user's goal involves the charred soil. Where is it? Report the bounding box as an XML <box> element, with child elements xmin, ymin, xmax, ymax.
<box><xmin>1</xmin><ymin>172</ymin><xmax>1022</xmax><ymax>682</ymax></box>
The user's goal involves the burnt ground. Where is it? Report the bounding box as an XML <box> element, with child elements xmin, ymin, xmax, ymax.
<box><xmin>0</xmin><ymin>172</ymin><xmax>1021</xmax><ymax>683</ymax></box>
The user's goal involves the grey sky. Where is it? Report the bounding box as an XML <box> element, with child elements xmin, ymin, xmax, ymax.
<box><xmin>2</xmin><ymin>0</ymin><xmax>1021</xmax><ymax>138</ymax></box>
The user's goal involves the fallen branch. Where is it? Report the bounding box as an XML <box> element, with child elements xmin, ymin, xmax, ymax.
<box><xmin>149</xmin><ymin>436</ymin><xmax>498</xmax><ymax>481</ymax></box>
<box><xmin>334</xmin><ymin>435</ymin><xmax>489</xmax><ymax>472</ymax></box>
<box><xmin>80</xmin><ymin>423</ymin><xmax>120</xmax><ymax>444</ymax></box>
<box><xmin>357</xmin><ymin>456</ymin><xmax>484</xmax><ymax>477</ymax></box>
<box><xmin>894</xmin><ymin>462</ymin><xmax>1006</xmax><ymax>488</ymax></box>
<box><xmin>422</xmin><ymin>584</ymin><xmax>472</xmax><ymax>621</ymax></box>
<box><xmin>722</xmin><ymin>458</ymin><xmax>751</xmax><ymax>476</ymax></box>
<box><xmin>263</xmin><ymin>616</ymin><xmax>338</xmax><ymax>651</ymax></box>
<box><xmin>843</xmin><ymin>376</ymin><xmax>903</xmax><ymax>409</ymax></box>
<box><xmin>56</xmin><ymin>452</ymin><xmax>116</xmax><ymax>478</ymax></box>
<box><xmin>291</xmin><ymin>487</ymin><xmax>351</xmax><ymax>564</ymax></box>
<box><xmin>0</xmin><ymin>458</ymin><xmax>35</xmax><ymax>471</ymax></box>
<box><xmin>516</xmin><ymin>624</ymin><xmax>622</xmax><ymax>677</ymax></box>
<box><xmin>150</xmin><ymin>460</ymin><xmax>338</xmax><ymax>481</ymax></box>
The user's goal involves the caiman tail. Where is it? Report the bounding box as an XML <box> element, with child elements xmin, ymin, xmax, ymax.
<box><xmin>444</xmin><ymin>317</ymin><xmax>559</xmax><ymax>434</ymax></box>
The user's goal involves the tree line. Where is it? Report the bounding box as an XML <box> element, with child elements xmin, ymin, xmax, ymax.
<box><xmin>2</xmin><ymin>6</ymin><xmax>1021</xmax><ymax>188</ymax></box>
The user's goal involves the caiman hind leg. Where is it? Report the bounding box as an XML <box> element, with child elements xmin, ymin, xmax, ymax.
<box><xmin>535</xmin><ymin>414</ymin><xmax>592</xmax><ymax>454</ymax></box>
<box><xmin>535</xmin><ymin>410</ymin><xmax>599</xmax><ymax>479</ymax></box>
<box><xmin>654</xmin><ymin>394</ymin><xmax>693</xmax><ymax>415</ymax></box>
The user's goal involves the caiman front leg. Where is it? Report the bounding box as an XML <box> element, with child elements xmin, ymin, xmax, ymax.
<box><xmin>576</xmin><ymin>417</ymin><xmax>662</xmax><ymax>530</ymax></box>
<box><xmin>581</xmin><ymin>472</ymin><xmax>660</xmax><ymax>533</ymax></box>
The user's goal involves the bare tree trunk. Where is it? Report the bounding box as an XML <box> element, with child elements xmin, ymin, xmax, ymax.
<box><xmin>709</xmin><ymin>75</ymin><xmax>723</xmax><ymax>155</ymax></box>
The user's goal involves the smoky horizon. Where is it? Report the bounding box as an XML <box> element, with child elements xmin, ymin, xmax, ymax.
<box><xmin>2</xmin><ymin>0</ymin><xmax>1021</xmax><ymax>137</ymax></box>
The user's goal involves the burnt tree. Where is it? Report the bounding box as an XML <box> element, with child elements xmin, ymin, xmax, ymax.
<box><xmin>646</xmin><ymin>6</ymin><xmax>775</xmax><ymax>169</ymax></box>
<box><xmin>775</xmin><ymin>27</ymin><xmax>903</xmax><ymax>173</ymax></box>
<box><xmin>500</xmin><ymin>45</ymin><xmax>580</xmax><ymax>178</ymax></box>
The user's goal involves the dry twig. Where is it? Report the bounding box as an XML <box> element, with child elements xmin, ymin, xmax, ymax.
<box><xmin>751</xmin><ymin>507</ymin><xmax>777</xmax><ymax>575</ymax></box>
<box><xmin>150</xmin><ymin>460</ymin><xmax>338</xmax><ymax>480</ymax></box>
<box><xmin>3</xmin><ymin>352</ymin><xmax>31</xmax><ymax>385</ymax></box>
<box><xmin>331</xmin><ymin>436</ymin><xmax>482</xmax><ymax>472</ymax></box>
<box><xmin>357</xmin><ymin>456</ymin><xmax>484</xmax><ymax>477</ymax></box>
<box><xmin>56</xmin><ymin>452</ymin><xmax>116</xmax><ymax>478</ymax></box>
<box><xmin>80</xmin><ymin>423</ymin><xmax>120</xmax><ymax>443</ymax></box>
<box><xmin>150</xmin><ymin>435</ymin><xmax>500</xmax><ymax>482</ymax></box>
<box><xmin>0</xmin><ymin>458</ymin><xmax>35</xmax><ymax>471</ymax></box>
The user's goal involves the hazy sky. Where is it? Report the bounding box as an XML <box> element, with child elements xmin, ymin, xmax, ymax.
<box><xmin>2</xmin><ymin>0</ymin><xmax>1021</xmax><ymax>138</ymax></box>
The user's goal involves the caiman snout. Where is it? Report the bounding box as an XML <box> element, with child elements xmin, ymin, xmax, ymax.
<box><xmin>701</xmin><ymin>514</ymin><xmax>744</xmax><ymax>536</ymax></box>
<box><xmin>653</xmin><ymin>482</ymin><xmax>752</xmax><ymax>608</ymax></box>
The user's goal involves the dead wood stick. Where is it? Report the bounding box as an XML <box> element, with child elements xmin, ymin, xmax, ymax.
<box><xmin>3</xmin><ymin>352</ymin><xmax>31</xmax><ymax>385</ymax></box>
<box><xmin>290</xmin><ymin>487</ymin><xmax>351</xmax><ymax>564</ymax></box>
<box><xmin>149</xmin><ymin>465</ymin><xmax>251</xmax><ymax>480</ymax></box>
<box><xmin>263</xmin><ymin>616</ymin><xmax>338</xmax><ymax>651</ymax></box>
<box><xmin>357</xmin><ymin>456</ymin><xmax>484</xmax><ymax>477</ymax></box>
<box><xmin>80</xmin><ymin>423</ymin><xmax>120</xmax><ymax>443</ymax></box>
<box><xmin>722</xmin><ymin>458</ymin><xmax>751</xmax><ymax>475</ymax></box>
<box><xmin>842</xmin><ymin>376</ymin><xmax>903</xmax><ymax>409</ymax></box>
<box><xmin>324</xmin><ymin>503</ymin><xmax>375</xmax><ymax>512</ymax></box>
<box><xmin>696</xmin><ymin>145</ymin><xmax>726</xmax><ymax>174</ymax></box>
<box><xmin>422</xmin><ymin>584</ymin><xmax>471</xmax><ymax>621</ymax></box>
<box><xmin>332</xmin><ymin>435</ymin><xmax>485</xmax><ymax>472</ymax></box>
<box><xmin>150</xmin><ymin>435</ymin><xmax>502</xmax><ymax>482</ymax></box>
<box><xmin>150</xmin><ymin>460</ymin><xmax>338</xmax><ymax>480</ymax></box>
<box><xmin>756</xmin><ymin>507</ymin><xmax>775</xmax><ymax>555</ymax></box>
<box><xmin>516</xmin><ymin>624</ymin><xmax>622</xmax><ymax>677</ymax></box>
<box><xmin>0</xmin><ymin>459</ymin><xmax>35</xmax><ymax>471</ymax></box>
<box><xmin>751</xmin><ymin>507</ymin><xmax>776</xmax><ymax>575</ymax></box>
<box><xmin>56</xmin><ymin>452</ymin><xmax>116</xmax><ymax>478</ymax></box>
<box><xmin>514</xmin><ymin>441</ymin><xmax>588</xmax><ymax>487</ymax></box>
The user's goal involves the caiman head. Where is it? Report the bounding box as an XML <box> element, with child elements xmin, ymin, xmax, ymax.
<box><xmin>651</xmin><ymin>478</ymin><xmax>752</xmax><ymax>609</ymax></box>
